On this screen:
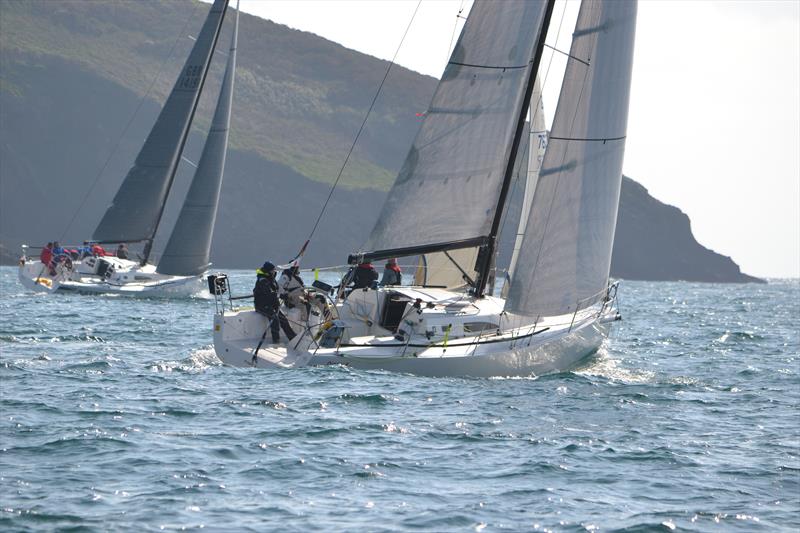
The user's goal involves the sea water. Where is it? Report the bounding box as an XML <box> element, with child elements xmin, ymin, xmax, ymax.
<box><xmin>0</xmin><ymin>266</ymin><xmax>797</xmax><ymax>531</ymax></box>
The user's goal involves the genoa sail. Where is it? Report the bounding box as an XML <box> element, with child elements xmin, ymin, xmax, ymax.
<box><xmin>505</xmin><ymin>77</ymin><xmax>547</xmax><ymax>291</ymax></box>
<box><xmin>506</xmin><ymin>0</ymin><xmax>637</xmax><ymax>317</ymax></box>
<box><xmin>157</xmin><ymin>4</ymin><xmax>238</xmax><ymax>277</ymax></box>
<box><xmin>93</xmin><ymin>0</ymin><xmax>229</xmax><ymax>245</ymax></box>
<box><xmin>362</xmin><ymin>0</ymin><xmax>551</xmax><ymax>259</ymax></box>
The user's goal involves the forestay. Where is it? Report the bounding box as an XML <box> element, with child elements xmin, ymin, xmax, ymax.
<box><xmin>157</xmin><ymin>5</ymin><xmax>238</xmax><ymax>277</ymax></box>
<box><xmin>506</xmin><ymin>0</ymin><xmax>637</xmax><ymax>317</ymax></box>
<box><xmin>93</xmin><ymin>0</ymin><xmax>229</xmax><ymax>244</ymax></box>
<box><xmin>364</xmin><ymin>0</ymin><xmax>549</xmax><ymax>255</ymax></box>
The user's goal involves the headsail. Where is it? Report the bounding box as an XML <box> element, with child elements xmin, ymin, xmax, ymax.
<box><xmin>157</xmin><ymin>3</ymin><xmax>238</xmax><ymax>277</ymax></box>
<box><xmin>359</xmin><ymin>0</ymin><xmax>551</xmax><ymax>264</ymax></box>
<box><xmin>93</xmin><ymin>0</ymin><xmax>229</xmax><ymax>249</ymax></box>
<box><xmin>506</xmin><ymin>0</ymin><xmax>637</xmax><ymax>317</ymax></box>
<box><xmin>504</xmin><ymin>77</ymin><xmax>547</xmax><ymax>295</ymax></box>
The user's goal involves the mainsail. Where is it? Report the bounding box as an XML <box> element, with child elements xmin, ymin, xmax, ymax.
<box><xmin>93</xmin><ymin>0</ymin><xmax>229</xmax><ymax>251</ymax></box>
<box><xmin>506</xmin><ymin>0</ymin><xmax>637</xmax><ymax>317</ymax></box>
<box><xmin>157</xmin><ymin>4</ymin><xmax>238</xmax><ymax>277</ymax></box>
<box><xmin>361</xmin><ymin>0</ymin><xmax>551</xmax><ymax>267</ymax></box>
<box><xmin>414</xmin><ymin>112</ymin><xmax>534</xmax><ymax>291</ymax></box>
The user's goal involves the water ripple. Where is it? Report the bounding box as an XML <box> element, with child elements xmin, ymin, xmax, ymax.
<box><xmin>0</xmin><ymin>269</ymin><xmax>797</xmax><ymax>531</ymax></box>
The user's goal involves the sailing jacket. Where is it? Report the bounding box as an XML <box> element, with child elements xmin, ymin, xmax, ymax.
<box><xmin>40</xmin><ymin>247</ymin><xmax>53</xmax><ymax>265</ymax></box>
<box><xmin>380</xmin><ymin>267</ymin><xmax>402</xmax><ymax>286</ymax></box>
<box><xmin>253</xmin><ymin>275</ymin><xmax>280</xmax><ymax>315</ymax></box>
<box><xmin>351</xmin><ymin>264</ymin><xmax>378</xmax><ymax>289</ymax></box>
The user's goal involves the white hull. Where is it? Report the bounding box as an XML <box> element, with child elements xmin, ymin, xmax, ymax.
<box><xmin>212</xmin><ymin>285</ymin><xmax>619</xmax><ymax>378</ymax></box>
<box><xmin>18</xmin><ymin>257</ymin><xmax>204</xmax><ymax>298</ymax></box>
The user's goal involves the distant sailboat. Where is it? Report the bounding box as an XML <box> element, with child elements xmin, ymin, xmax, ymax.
<box><xmin>213</xmin><ymin>0</ymin><xmax>635</xmax><ymax>377</ymax></box>
<box><xmin>19</xmin><ymin>0</ymin><xmax>237</xmax><ymax>297</ymax></box>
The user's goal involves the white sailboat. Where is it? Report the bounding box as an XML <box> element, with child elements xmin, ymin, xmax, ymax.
<box><xmin>213</xmin><ymin>0</ymin><xmax>636</xmax><ymax>377</ymax></box>
<box><xmin>18</xmin><ymin>0</ymin><xmax>237</xmax><ymax>297</ymax></box>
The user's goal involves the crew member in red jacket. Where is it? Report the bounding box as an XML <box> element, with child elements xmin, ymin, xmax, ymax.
<box><xmin>39</xmin><ymin>242</ymin><xmax>55</xmax><ymax>275</ymax></box>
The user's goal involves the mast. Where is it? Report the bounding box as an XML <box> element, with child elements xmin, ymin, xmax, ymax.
<box><xmin>473</xmin><ymin>0</ymin><xmax>555</xmax><ymax>298</ymax></box>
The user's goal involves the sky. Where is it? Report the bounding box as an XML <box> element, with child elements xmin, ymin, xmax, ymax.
<box><xmin>225</xmin><ymin>0</ymin><xmax>799</xmax><ymax>279</ymax></box>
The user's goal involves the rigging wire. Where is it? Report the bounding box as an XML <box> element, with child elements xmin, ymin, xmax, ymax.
<box><xmin>57</xmin><ymin>2</ymin><xmax>201</xmax><ymax>244</ymax></box>
<box><xmin>303</xmin><ymin>0</ymin><xmax>423</xmax><ymax>249</ymax></box>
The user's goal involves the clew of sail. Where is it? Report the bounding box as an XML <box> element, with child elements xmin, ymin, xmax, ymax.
<box><xmin>506</xmin><ymin>0</ymin><xmax>637</xmax><ymax>317</ymax></box>
<box><xmin>157</xmin><ymin>3</ymin><xmax>238</xmax><ymax>277</ymax></box>
<box><xmin>361</xmin><ymin>0</ymin><xmax>551</xmax><ymax>262</ymax></box>
<box><xmin>93</xmin><ymin>0</ymin><xmax>229</xmax><ymax>248</ymax></box>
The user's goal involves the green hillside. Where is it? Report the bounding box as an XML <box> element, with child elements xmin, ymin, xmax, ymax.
<box><xmin>0</xmin><ymin>0</ymin><xmax>435</xmax><ymax>189</ymax></box>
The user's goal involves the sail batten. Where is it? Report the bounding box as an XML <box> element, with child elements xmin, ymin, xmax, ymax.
<box><xmin>506</xmin><ymin>0</ymin><xmax>637</xmax><ymax>317</ymax></box>
<box><xmin>92</xmin><ymin>0</ymin><xmax>229</xmax><ymax>247</ymax></box>
<box><xmin>157</xmin><ymin>2</ymin><xmax>238</xmax><ymax>277</ymax></box>
<box><xmin>361</xmin><ymin>0</ymin><xmax>551</xmax><ymax>260</ymax></box>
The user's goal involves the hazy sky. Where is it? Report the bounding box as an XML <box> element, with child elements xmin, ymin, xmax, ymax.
<box><xmin>227</xmin><ymin>0</ymin><xmax>799</xmax><ymax>279</ymax></box>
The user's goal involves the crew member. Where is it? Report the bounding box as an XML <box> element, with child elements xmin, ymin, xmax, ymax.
<box><xmin>253</xmin><ymin>261</ymin><xmax>296</xmax><ymax>343</ymax></box>
<box><xmin>279</xmin><ymin>261</ymin><xmax>308</xmax><ymax>320</ymax></box>
<box><xmin>380</xmin><ymin>257</ymin><xmax>402</xmax><ymax>286</ymax></box>
<box><xmin>116</xmin><ymin>243</ymin><xmax>129</xmax><ymax>260</ymax></box>
<box><xmin>350</xmin><ymin>262</ymin><xmax>378</xmax><ymax>290</ymax></box>
<box><xmin>40</xmin><ymin>243</ymin><xmax>55</xmax><ymax>275</ymax></box>
<box><xmin>91</xmin><ymin>243</ymin><xmax>107</xmax><ymax>257</ymax></box>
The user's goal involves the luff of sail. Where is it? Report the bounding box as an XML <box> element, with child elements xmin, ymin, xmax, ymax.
<box><xmin>504</xmin><ymin>77</ymin><xmax>547</xmax><ymax>295</ymax></box>
<box><xmin>362</xmin><ymin>1</ymin><xmax>550</xmax><ymax>259</ymax></box>
<box><xmin>506</xmin><ymin>0</ymin><xmax>637</xmax><ymax>317</ymax></box>
<box><xmin>93</xmin><ymin>0</ymin><xmax>229</xmax><ymax>246</ymax></box>
<box><xmin>157</xmin><ymin>4</ymin><xmax>238</xmax><ymax>277</ymax></box>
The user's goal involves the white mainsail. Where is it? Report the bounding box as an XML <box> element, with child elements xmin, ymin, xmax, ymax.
<box><xmin>93</xmin><ymin>0</ymin><xmax>229</xmax><ymax>248</ymax></box>
<box><xmin>158</xmin><ymin>4</ymin><xmax>239</xmax><ymax>277</ymax></box>
<box><xmin>363</xmin><ymin>0</ymin><xmax>551</xmax><ymax>255</ymax></box>
<box><xmin>506</xmin><ymin>0</ymin><xmax>637</xmax><ymax>317</ymax></box>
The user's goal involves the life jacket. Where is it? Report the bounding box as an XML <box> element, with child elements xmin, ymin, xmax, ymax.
<box><xmin>352</xmin><ymin>264</ymin><xmax>378</xmax><ymax>288</ymax></box>
<box><xmin>40</xmin><ymin>248</ymin><xmax>53</xmax><ymax>265</ymax></box>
